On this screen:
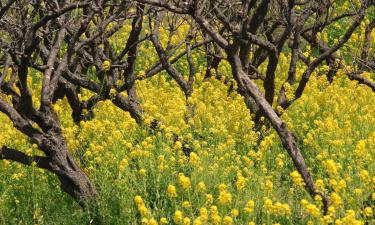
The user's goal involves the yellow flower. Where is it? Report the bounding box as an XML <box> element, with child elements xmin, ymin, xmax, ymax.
<box><xmin>139</xmin><ymin>168</ymin><xmax>146</xmax><ymax>176</ymax></box>
<box><xmin>101</xmin><ymin>60</ymin><xmax>111</xmax><ymax>72</ymax></box>
<box><xmin>325</xmin><ymin>159</ymin><xmax>338</xmax><ymax>175</ymax></box>
<box><xmin>223</xmin><ymin>216</ymin><xmax>233</xmax><ymax>225</ymax></box>
<box><xmin>272</xmin><ymin>202</ymin><xmax>291</xmax><ymax>216</ymax></box>
<box><xmin>174</xmin><ymin>210</ymin><xmax>183</xmax><ymax>224</ymax></box>
<box><xmin>7</xmin><ymin>67</ymin><xmax>12</xmax><ymax>76</ymax></box>
<box><xmin>231</xmin><ymin>208</ymin><xmax>239</xmax><ymax>217</ymax></box>
<box><xmin>359</xmin><ymin>170</ymin><xmax>369</xmax><ymax>181</ymax></box>
<box><xmin>183</xmin><ymin>217</ymin><xmax>191</xmax><ymax>225</ymax></box>
<box><xmin>330</xmin><ymin>192</ymin><xmax>342</xmax><ymax>207</ymax></box>
<box><xmin>25</xmin><ymin>148</ymin><xmax>33</xmax><ymax>156</ymax></box>
<box><xmin>174</xmin><ymin>141</ymin><xmax>183</xmax><ymax>150</ymax></box>
<box><xmin>141</xmin><ymin>218</ymin><xmax>149</xmax><ymax>225</ymax></box>
<box><xmin>327</xmin><ymin>206</ymin><xmax>335</xmax><ymax>216</ymax></box>
<box><xmin>218</xmin><ymin>190</ymin><xmax>232</xmax><ymax>205</ymax></box>
<box><xmin>316</xmin><ymin>32</ymin><xmax>321</xmax><ymax>41</ymax></box>
<box><xmin>218</xmin><ymin>183</ymin><xmax>227</xmax><ymax>191</ymax></box>
<box><xmin>182</xmin><ymin>201</ymin><xmax>191</xmax><ymax>209</ymax></box>
<box><xmin>199</xmin><ymin>207</ymin><xmax>208</xmax><ymax>221</ymax></box>
<box><xmin>167</xmin><ymin>184</ymin><xmax>178</xmax><ymax>198</ymax></box>
<box><xmin>134</xmin><ymin>195</ymin><xmax>144</xmax><ymax>206</ymax></box>
<box><xmin>149</xmin><ymin>219</ymin><xmax>158</xmax><ymax>225</ymax></box>
<box><xmin>276</xmin><ymin>155</ymin><xmax>284</xmax><ymax>168</ymax></box>
<box><xmin>305</xmin><ymin>203</ymin><xmax>320</xmax><ymax>217</ymax></box>
<box><xmin>337</xmin><ymin>180</ymin><xmax>346</xmax><ymax>190</ymax></box>
<box><xmin>138</xmin><ymin>205</ymin><xmax>148</xmax><ymax>217</ymax></box>
<box><xmin>211</xmin><ymin>214</ymin><xmax>221</xmax><ymax>225</ymax></box>
<box><xmin>282</xmin><ymin>203</ymin><xmax>291</xmax><ymax>215</ymax></box>
<box><xmin>160</xmin><ymin>217</ymin><xmax>168</xmax><ymax>224</ymax></box>
<box><xmin>364</xmin><ymin>207</ymin><xmax>373</xmax><ymax>217</ymax></box>
<box><xmin>119</xmin><ymin>158</ymin><xmax>128</xmax><ymax>171</ymax></box>
<box><xmin>206</xmin><ymin>194</ymin><xmax>213</xmax><ymax>205</ymax></box>
<box><xmin>109</xmin><ymin>88</ymin><xmax>116</xmax><ymax>98</ymax></box>
<box><xmin>316</xmin><ymin>179</ymin><xmax>325</xmax><ymax>191</ymax></box>
<box><xmin>178</xmin><ymin>173</ymin><xmax>191</xmax><ymax>190</ymax></box>
<box><xmin>290</xmin><ymin>170</ymin><xmax>305</xmax><ymax>186</ymax></box>
<box><xmin>197</xmin><ymin>182</ymin><xmax>206</xmax><ymax>192</ymax></box>
<box><xmin>189</xmin><ymin>152</ymin><xmax>199</xmax><ymax>166</ymax></box>
<box><xmin>301</xmin><ymin>199</ymin><xmax>308</xmax><ymax>207</ymax></box>
<box><xmin>210</xmin><ymin>205</ymin><xmax>218</xmax><ymax>215</ymax></box>
<box><xmin>314</xmin><ymin>195</ymin><xmax>322</xmax><ymax>202</ymax></box>
<box><xmin>355</xmin><ymin>140</ymin><xmax>366</xmax><ymax>157</ymax></box>
<box><xmin>193</xmin><ymin>218</ymin><xmax>203</xmax><ymax>225</ymax></box>
<box><xmin>138</xmin><ymin>70</ymin><xmax>146</xmax><ymax>79</ymax></box>
<box><xmin>264</xmin><ymin>179</ymin><xmax>273</xmax><ymax>191</ymax></box>
<box><xmin>263</xmin><ymin>198</ymin><xmax>273</xmax><ymax>213</ymax></box>
<box><xmin>236</xmin><ymin>173</ymin><xmax>246</xmax><ymax>190</ymax></box>
<box><xmin>244</xmin><ymin>200</ymin><xmax>255</xmax><ymax>213</ymax></box>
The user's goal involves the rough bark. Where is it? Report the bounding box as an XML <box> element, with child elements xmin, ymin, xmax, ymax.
<box><xmin>227</xmin><ymin>53</ymin><xmax>329</xmax><ymax>212</ymax></box>
<box><xmin>0</xmin><ymin>0</ymin><xmax>98</xmax><ymax>208</ymax></box>
<box><xmin>0</xmin><ymin>127</ymin><xmax>97</xmax><ymax>207</ymax></box>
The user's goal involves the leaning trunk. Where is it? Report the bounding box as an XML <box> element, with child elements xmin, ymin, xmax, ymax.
<box><xmin>39</xmin><ymin>130</ymin><xmax>98</xmax><ymax>207</ymax></box>
<box><xmin>52</xmin><ymin>152</ymin><xmax>98</xmax><ymax>207</ymax></box>
<box><xmin>227</xmin><ymin>54</ymin><xmax>329</xmax><ymax>212</ymax></box>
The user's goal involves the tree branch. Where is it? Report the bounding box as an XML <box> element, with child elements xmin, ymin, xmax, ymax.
<box><xmin>347</xmin><ymin>71</ymin><xmax>375</xmax><ymax>92</ymax></box>
<box><xmin>0</xmin><ymin>146</ymin><xmax>50</xmax><ymax>170</ymax></box>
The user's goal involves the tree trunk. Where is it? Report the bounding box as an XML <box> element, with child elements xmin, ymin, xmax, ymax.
<box><xmin>113</xmin><ymin>93</ymin><xmax>144</xmax><ymax>125</ymax></box>
<box><xmin>227</xmin><ymin>53</ymin><xmax>329</xmax><ymax>212</ymax></box>
<box><xmin>52</xmin><ymin>152</ymin><xmax>98</xmax><ymax>207</ymax></box>
<box><xmin>38</xmin><ymin>129</ymin><xmax>98</xmax><ymax>207</ymax></box>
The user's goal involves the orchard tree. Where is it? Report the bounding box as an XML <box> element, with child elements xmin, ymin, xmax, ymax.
<box><xmin>0</xmin><ymin>0</ymin><xmax>122</xmax><ymax>206</ymax></box>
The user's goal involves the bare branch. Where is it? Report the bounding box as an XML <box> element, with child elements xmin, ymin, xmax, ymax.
<box><xmin>0</xmin><ymin>146</ymin><xmax>50</xmax><ymax>170</ymax></box>
<box><xmin>347</xmin><ymin>71</ymin><xmax>375</xmax><ymax>92</ymax></box>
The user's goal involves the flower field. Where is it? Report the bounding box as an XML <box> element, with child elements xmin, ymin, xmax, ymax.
<box><xmin>1</xmin><ymin>56</ymin><xmax>374</xmax><ymax>225</ymax></box>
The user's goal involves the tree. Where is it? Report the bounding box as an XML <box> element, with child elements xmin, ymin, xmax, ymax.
<box><xmin>0</xmin><ymin>0</ymin><xmax>103</xmax><ymax>207</ymax></box>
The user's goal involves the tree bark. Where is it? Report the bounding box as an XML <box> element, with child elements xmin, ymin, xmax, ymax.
<box><xmin>52</xmin><ymin>152</ymin><xmax>97</xmax><ymax>207</ymax></box>
<box><xmin>227</xmin><ymin>53</ymin><xmax>329</xmax><ymax>212</ymax></box>
<box><xmin>39</xmin><ymin>129</ymin><xmax>98</xmax><ymax>207</ymax></box>
<box><xmin>0</xmin><ymin>125</ymin><xmax>98</xmax><ymax>207</ymax></box>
